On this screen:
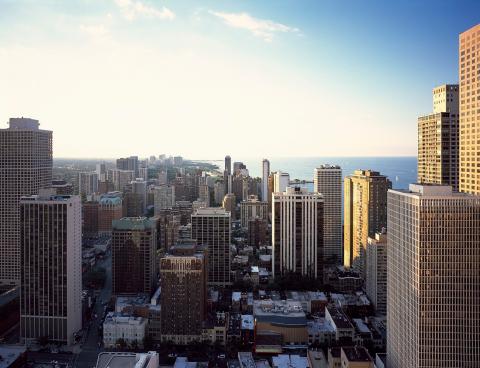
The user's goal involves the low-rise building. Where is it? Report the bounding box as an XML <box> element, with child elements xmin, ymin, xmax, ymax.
<box><xmin>307</xmin><ymin>350</ymin><xmax>328</xmax><ymax>368</ymax></box>
<box><xmin>95</xmin><ymin>352</ymin><xmax>159</xmax><ymax>368</ymax></box>
<box><xmin>307</xmin><ymin>318</ymin><xmax>335</xmax><ymax>345</ymax></box>
<box><xmin>340</xmin><ymin>347</ymin><xmax>374</xmax><ymax>368</ymax></box>
<box><xmin>103</xmin><ymin>313</ymin><xmax>147</xmax><ymax>349</ymax></box>
<box><xmin>325</xmin><ymin>307</ymin><xmax>354</xmax><ymax>342</ymax></box>
<box><xmin>272</xmin><ymin>355</ymin><xmax>308</xmax><ymax>368</ymax></box>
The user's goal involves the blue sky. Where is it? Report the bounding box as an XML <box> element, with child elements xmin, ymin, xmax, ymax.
<box><xmin>0</xmin><ymin>0</ymin><xmax>478</xmax><ymax>158</ymax></box>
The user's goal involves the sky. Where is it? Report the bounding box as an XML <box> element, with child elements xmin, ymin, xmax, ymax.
<box><xmin>0</xmin><ymin>0</ymin><xmax>479</xmax><ymax>159</ymax></box>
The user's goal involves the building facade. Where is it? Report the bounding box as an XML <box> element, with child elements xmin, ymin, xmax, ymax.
<box><xmin>365</xmin><ymin>231</ymin><xmax>387</xmax><ymax>316</ymax></box>
<box><xmin>418</xmin><ymin>84</ymin><xmax>459</xmax><ymax>190</ymax></box>
<box><xmin>313</xmin><ymin>165</ymin><xmax>342</xmax><ymax>264</ymax></box>
<box><xmin>153</xmin><ymin>185</ymin><xmax>175</xmax><ymax>214</ymax></box>
<box><xmin>387</xmin><ymin>184</ymin><xmax>480</xmax><ymax>367</ymax></box>
<box><xmin>262</xmin><ymin>159</ymin><xmax>270</xmax><ymax>202</ymax></box>
<box><xmin>19</xmin><ymin>191</ymin><xmax>82</xmax><ymax>345</ymax></box>
<box><xmin>78</xmin><ymin>172</ymin><xmax>98</xmax><ymax>197</ymax></box>
<box><xmin>0</xmin><ymin>118</ymin><xmax>52</xmax><ymax>289</ymax></box>
<box><xmin>191</xmin><ymin>208</ymin><xmax>231</xmax><ymax>286</ymax></box>
<box><xmin>272</xmin><ymin>187</ymin><xmax>324</xmax><ymax>279</ymax></box>
<box><xmin>240</xmin><ymin>195</ymin><xmax>269</xmax><ymax>228</ymax></box>
<box><xmin>343</xmin><ymin>170</ymin><xmax>391</xmax><ymax>276</ymax></box>
<box><xmin>111</xmin><ymin>217</ymin><xmax>157</xmax><ymax>296</ymax></box>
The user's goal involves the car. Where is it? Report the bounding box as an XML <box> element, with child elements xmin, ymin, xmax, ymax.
<box><xmin>218</xmin><ymin>354</ymin><xmax>226</xmax><ymax>359</ymax></box>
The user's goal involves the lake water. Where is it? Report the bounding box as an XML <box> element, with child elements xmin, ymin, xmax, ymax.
<box><xmin>234</xmin><ymin>156</ymin><xmax>417</xmax><ymax>190</ymax></box>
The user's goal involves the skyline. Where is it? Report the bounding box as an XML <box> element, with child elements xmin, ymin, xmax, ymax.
<box><xmin>1</xmin><ymin>0</ymin><xmax>479</xmax><ymax>158</ymax></box>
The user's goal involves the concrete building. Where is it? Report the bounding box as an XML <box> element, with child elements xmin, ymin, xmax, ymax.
<box><xmin>387</xmin><ymin>184</ymin><xmax>480</xmax><ymax>367</ymax></box>
<box><xmin>109</xmin><ymin>169</ymin><xmax>135</xmax><ymax>192</ymax></box>
<box><xmin>96</xmin><ymin>163</ymin><xmax>107</xmax><ymax>182</ymax></box>
<box><xmin>343</xmin><ymin>170</ymin><xmax>390</xmax><ymax>276</ymax></box>
<box><xmin>111</xmin><ymin>217</ymin><xmax>157</xmax><ymax>296</ymax></box>
<box><xmin>153</xmin><ymin>185</ymin><xmax>175</xmax><ymax>214</ymax></box>
<box><xmin>222</xmin><ymin>193</ymin><xmax>236</xmax><ymax>220</ymax></box>
<box><xmin>272</xmin><ymin>187</ymin><xmax>323</xmax><ymax>279</ymax></box>
<box><xmin>365</xmin><ymin>231</ymin><xmax>387</xmax><ymax>315</ymax></box>
<box><xmin>240</xmin><ymin>195</ymin><xmax>269</xmax><ymax>228</ymax></box>
<box><xmin>78</xmin><ymin>171</ymin><xmax>98</xmax><ymax>197</ymax></box>
<box><xmin>160</xmin><ymin>244</ymin><xmax>207</xmax><ymax>344</ymax></box>
<box><xmin>103</xmin><ymin>313</ymin><xmax>147</xmax><ymax>349</ymax></box>
<box><xmin>0</xmin><ymin>118</ymin><xmax>52</xmax><ymax>289</ymax></box>
<box><xmin>459</xmin><ymin>24</ymin><xmax>480</xmax><ymax>194</ymax></box>
<box><xmin>273</xmin><ymin>171</ymin><xmax>290</xmax><ymax>193</ymax></box>
<box><xmin>95</xmin><ymin>352</ymin><xmax>159</xmax><ymax>368</ymax></box>
<box><xmin>19</xmin><ymin>190</ymin><xmax>82</xmax><ymax>345</ymax></box>
<box><xmin>418</xmin><ymin>84</ymin><xmax>459</xmax><ymax>190</ymax></box>
<box><xmin>262</xmin><ymin>159</ymin><xmax>270</xmax><ymax>202</ymax></box>
<box><xmin>116</xmin><ymin>156</ymin><xmax>139</xmax><ymax>177</ymax></box>
<box><xmin>214</xmin><ymin>181</ymin><xmax>225</xmax><ymax>206</ymax></box>
<box><xmin>191</xmin><ymin>208</ymin><xmax>231</xmax><ymax>287</ymax></box>
<box><xmin>313</xmin><ymin>165</ymin><xmax>342</xmax><ymax>264</ymax></box>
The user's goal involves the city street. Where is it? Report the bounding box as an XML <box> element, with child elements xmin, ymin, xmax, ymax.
<box><xmin>74</xmin><ymin>254</ymin><xmax>112</xmax><ymax>368</ymax></box>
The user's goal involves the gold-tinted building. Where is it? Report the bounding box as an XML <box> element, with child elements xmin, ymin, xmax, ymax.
<box><xmin>459</xmin><ymin>24</ymin><xmax>480</xmax><ymax>194</ymax></box>
<box><xmin>343</xmin><ymin>170</ymin><xmax>390</xmax><ymax>275</ymax></box>
<box><xmin>418</xmin><ymin>85</ymin><xmax>459</xmax><ymax>190</ymax></box>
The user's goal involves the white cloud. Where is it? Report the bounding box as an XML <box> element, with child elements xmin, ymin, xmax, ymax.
<box><xmin>115</xmin><ymin>0</ymin><xmax>175</xmax><ymax>21</ymax></box>
<box><xmin>209</xmin><ymin>11</ymin><xmax>298</xmax><ymax>42</ymax></box>
<box><xmin>79</xmin><ymin>24</ymin><xmax>110</xmax><ymax>39</ymax></box>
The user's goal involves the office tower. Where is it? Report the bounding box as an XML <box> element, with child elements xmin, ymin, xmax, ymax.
<box><xmin>131</xmin><ymin>178</ymin><xmax>147</xmax><ymax>212</ymax></box>
<box><xmin>273</xmin><ymin>171</ymin><xmax>290</xmax><ymax>193</ymax></box>
<box><xmin>248</xmin><ymin>218</ymin><xmax>268</xmax><ymax>247</ymax></box>
<box><xmin>232</xmin><ymin>175</ymin><xmax>245</xmax><ymax>202</ymax></box>
<box><xmin>116</xmin><ymin>156</ymin><xmax>139</xmax><ymax>177</ymax></box>
<box><xmin>214</xmin><ymin>181</ymin><xmax>225</xmax><ymax>205</ymax></box>
<box><xmin>418</xmin><ymin>84</ymin><xmax>459</xmax><ymax>190</ymax></box>
<box><xmin>198</xmin><ymin>184</ymin><xmax>210</xmax><ymax>206</ymax></box>
<box><xmin>154</xmin><ymin>209</ymin><xmax>180</xmax><ymax>251</ymax></box>
<box><xmin>222</xmin><ymin>193</ymin><xmax>236</xmax><ymax>220</ymax></box>
<box><xmin>365</xmin><ymin>230</ymin><xmax>387</xmax><ymax>315</ymax></box>
<box><xmin>153</xmin><ymin>185</ymin><xmax>175</xmax><ymax>214</ymax></box>
<box><xmin>138</xmin><ymin>167</ymin><xmax>148</xmax><ymax>181</ymax></box>
<box><xmin>160</xmin><ymin>244</ymin><xmax>207</xmax><ymax>344</ymax></box>
<box><xmin>225</xmin><ymin>155</ymin><xmax>232</xmax><ymax>175</ymax></box>
<box><xmin>459</xmin><ymin>24</ymin><xmax>480</xmax><ymax>194</ymax></box>
<box><xmin>387</xmin><ymin>184</ymin><xmax>480</xmax><ymax>367</ymax></box>
<box><xmin>262</xmin><ymin>159</ymin><xmax>270</xmax><ymax>201</ymax></box>
<box><xmin>272</xmin><ymin>187</ymin><xmax>324</xmax><ymax>279</ymax></box>
<box><xmin>0</xmin><ymin>118</ymin><xmax>52</xmax><ymax>289</ymax></box>
<box><xmin>267</xmin><ymin>174</ymin><xmax>274</xmax><ymax>210</ymax></box>
<box><xmin>343</xmin><ymin>170</ymin><xmax>391</xmax><ymax>275</ymax></box>
<box><xmin>109</xmin><ymin>169</ymin><xmax>135</xmax><ymax>192</ymax></box>
<box><xmin>96</xmin><ymin>162</ymin><xmax>107</xmax><ymax>182</ymax></box>
<box><xmin>51</xmin><ymin>179</ymin><xmax>73</xmax><ymax>195</ymax></box>
<box><xmin>78</xmin><ymin>171</ymin><xmax>98</xmax><ymax>197</ymax></box>
<box><xmin>98</xmin><ymin>194</ymin><xmax>123</xmax><ymax>235</ymax></box>
<box><xmin>158</xmin><ymin>171</ymin><xmax>167</xmax><ymax>185</ymax></box>
<box><xmin>111</xmin><ymin>217</ymin><xmax>157</xmax><ymax>296</ymax></box>
<box><xmin>191</xmin><ymin>208</ymin><xmax>231</xmax><ymax>286</ymax></box>
<box><xmin>314</xmin><ymin>165</ymin><xmax>342</xmax><ymax>264</ymax></box>
<box><xmin>240</xmin><ymin>195</ymin><xmax>269</xmax><ymax>228</ymax></box>
<box><xmin>19</xmin><ymin>190</ymin><xmax>82</xmax><ymax>345</ymax></box>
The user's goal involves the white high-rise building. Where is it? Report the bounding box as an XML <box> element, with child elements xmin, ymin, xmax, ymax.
<box><xmin>154</xmin><ymin>185</ymin><xmax>175</xmax><ymax>214</ymax></box>
<box><xmin>272</xmin><ymin>187</ymin><xmax>324</xmax><ymax>279</ymax></box>
<box><xmin>313</xmin><ymin>165</ymin><xmax>342</xmax><ymax>264</ymax></box>
<box><xmin>273</xmin><ymin>171</ymin><xmax>290</xmax><ymax>193</ymax></box>
<box><xmin>96</xmin><ymin>163</ymin><xmax>107</xmax><ymax>182</ymax></box>
<box><xmin>365</xmin><ymin>230</ymin><xmax>387</xmax><ymax>316</ymax></box>
<box><xmin>387</xmin><ymin>184</ymin><xmax>480</xmax><ymax>367</ymax></box>
<box><xmin>19</xmin><ymin>190</ymin><xmax>82</xmax><ymax>345</ymax></box>
<box><xmin>0</xmin><ymin>118</ymin><xmax>52</xmax><ymax>289</ymax></box>
<box><xmin>78</xmin><ymin>171</ymin><xmax>98</xmax><ymax>197</ymax></box>
<box><xmin>262</xmin><ymin>159</ymin><xmax>270</xmax><ymax>201</ymax></box>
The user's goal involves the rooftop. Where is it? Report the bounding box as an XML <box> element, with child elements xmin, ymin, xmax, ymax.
<box><xmin>254</xmin><ymin>300</ymin><xmax>306</xmax><ymax>326</ymax></box>
<box><xmin>341</xmin><ymin>346</ymin><xmax>372</xmax><ymax>363</ymax></box>
<box><xmin>272</xmin><ymin>355</ymin><xmax>308</xmax><ymax>368</ymax></box>
<box><xmin>112</xmin><ymin>217</ymin><xmax>154</xmax><ymax>231</ymax></box>
<box><xmin>96</xmin><ymin>352</ymin><xmax>158</xmax><ymax>368</ymax></box>
<box><xmin>193</xmin><ymin>207</ymin><xmax>230</xmax><ymax>217</ymax></box>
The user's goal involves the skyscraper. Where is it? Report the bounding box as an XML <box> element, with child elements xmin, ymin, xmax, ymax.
<box><xmin>153</xmin><ymin>185</ymin><xmax>175</xmax><ymax>214</ymax></box>
<box><xmin>160</xmin><ymin>244</ymin><xmax>207</xmax><ymax>344</ymax></box>
<box><xmin>418</xmin><ymin>84</ymin><xmax>459</xmax><ymax>190</ymax></box>
<box><xmin>262</xmin><ymin>159</ymin><xmax>270</xmax><ymax>202</ymax></box>
<box><xmin>19</xmin><ymin>190</ymin><xmax>82</xmax><ymax>345</ymax></box>
<box><xmin>314</xmin><ymin>165</ymin><xmax>342</xmax><ymax>264</ymax></box>
<box><xmin>272</xmin><ymin>187</ymin><xmax>324</xmax><ymax>279</ymax></box>
<box><xmin>273</xmin><ymin>171</ymin><xmax>290</xmax><ymax>193</ymax></box>
<box><xmin>459</xmin><ymin>24</ymin><xmax>480</xmax><ymax>194</ymax></box>
<box><xmin>111</xmin><ymin>217</ymin><xmax>157</xmax><ymax>296</ymax></box>
<box><xmin>365</xmin><ymin>230</ymin><xmax>387</xmax><ymax>316</ymax></box>
<box><xmin>222</xmin><ymin>193</ymin><xmax>236</xmax><ymax>221</ymax></box>
<box><xmin>116</xmin><ymin>156</ymin><xmax>139</xmax><ymax>177</ymax></box>
<box><xmin>240</xmin><ymin>195</ymin><xmax>269</xmax><ymax>228</ymax></box>
<box><xmin>224</xmin><ymin>155</ymin><xmax>232</xmax><ymax>175</ymax></box>
<box><xmin>191</xmin><ymin>208</ymin><xmax>231</xmax><ymax>286</ymax></box>
<box><xmin>78</xmin><ymin>171</ymin><xmax>98</xmax><ymax>197</ymax></box>
<box><xmin>387</xmin><ymin>184</ymin><xmax>480</xmax><ymax>367</ymax></box>
<box><xmin>343</xmin><ymin>170</ymin><xmax>390</xmax><ymax>276</ymax></box>
<box><xmin>0</xmin><ymin>118</ymin><xmax>52</xmax><ymax>289</ymax></box>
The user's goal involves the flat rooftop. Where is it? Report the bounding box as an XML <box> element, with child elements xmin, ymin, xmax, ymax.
<box><xmin>341</xmin><ymin>347</ymin><xmax>372</xmax><ymax>362</ymax></box>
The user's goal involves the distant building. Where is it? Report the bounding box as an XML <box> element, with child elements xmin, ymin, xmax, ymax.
<box><xmin>82</xmin><ymin>201</ymin><xmax>99</xmax><ymax>237</ymax></box>
<box><xmin>109</xmin><ymin>169</ymin><xmax>135</xmax><ymax>192</ymax></box>
<box><xmin>387</xmin><ymin>184</ymin><xmax>480</xmax><ymax>367</ymax></box>
<box><xmin>214</xmin><ymin>181</ymin><xmax>225</xmax><ymax>205</ymax></box>
<box><xmin>365</xmin><ymin>231</ymin><xmax>387</xmax><ymax>315</ymax></box>
<box><xmin>272</xmin><ymin>187</ymin><xmax>323</xmax><ymax>279</ymax></box>
<box><xmin>191</xmin><ymin>208</ymin><xmax>231</xmax><ymax>287</ymax></box>
<box><xmin>78</xmin><ymin>171</ymin><xmax>98</xmax><ymax>197</ymax></box>
<box><xmin>343</xmin><ymin>170</ymin><xmax>390</xmax><ymax>276</ymax></box>
<box><xmin>262</xmin><ymin>159</ymin><xmax>270</xmax><ymax>202</ymax></box>
<box><xmin>418</xmin><ymin>84</ymin><xmax>459</xmax><ymax>190</ymax></box>
<box><xmin>222</xmin><ymin>193</ymin><xmax>236</xmax><ymax>220</ymax></box>
<box><xmin>98</xmin><ymin>194</ymin><xmax>123</xmax><ymax>235</ymax></box>
<box><xmin>111</xmin><ymin>217</ymin><xmax>157</xmax><ymax>296</ymax></box>
<box><xmin>240</xmin><ymin>195</ymin><xmax>269</xmax><ymax>228</ymax></box>
<box><xmin>0</xmin><ymin>118</ymin><xmax>52</xmax><ymax>289</ymax></box>
<box><xmin>160</xmin><ymin>244</ymin><xmax>207</xmax><ymax>344</ymax></box>
<box><xmin>273</xmin><ymin>171</ymin><xmax>290</xmax><ymax>193</ymax></box>
<box><xmin>19</xmin><ymin>190</ymin><xmax>82</xmax><ymax>345</ymax></box>
<box><xmin>314</xmin><ymin>165</ymin><xmax>342</xmax><ymax>264</ymax></box>
<box><xmin>153</xmin><ymin>185</ymin><xmax>175</xmax><ymax>214</ymax></box>
<box><xmin>52</xmin><ymin>179</ymin><xmax>73</xmax><ymax>195</ymax></box>
<box><xmin>225</xmin><ymin>155</ymin><xmax>232</xmax><ymax>175</ymax></box>
<box><xmin>116</xmin><ymin>156</ymin><xmax>139</xmax><ymax>177</ymax></box>
<box><xmin>96</xmin><ymin>163</ymin><xmax>107</xmax><ymax>182</ymax></box>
